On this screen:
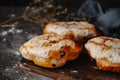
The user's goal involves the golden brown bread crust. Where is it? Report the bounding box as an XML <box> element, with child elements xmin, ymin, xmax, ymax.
<box><xmin>44</xmin><ymin>21</ymin><xmax>101</xmax><ymax>43</ymax></box>
<box><xmin>19</xmin><ymin>33</ymin><xmax>83</xmax><ymax>68</ymax></box>
<box><xmin>96</xmin><ymin>60</ymin><xmax>120</xmax><ymax>72</ymax></box>
<box><xmin>85</xmin><ymin>36</ymin><xmax>120</xmax><ymax>72</ymax></box>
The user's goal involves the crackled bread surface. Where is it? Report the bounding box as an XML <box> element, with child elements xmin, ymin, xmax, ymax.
<box><xmin>44</xmin><ymin>21</ymin><xmax>100</xmax><ymax>42</ymax></box>
<box><xmin>19</xmin><ymin>33</ymin><xmax>82</xmax><ymax>68</ymax></box>
<box><xmin>85</xmin><ymin>37</ymin><xmax>120</xmax><ymax>72</ymax></box>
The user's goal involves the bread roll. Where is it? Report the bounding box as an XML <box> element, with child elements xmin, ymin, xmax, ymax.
<box><xmin>19</xmin><ymin>33</ymin><xmax>83</xmax><ymax>68</ymax></box>
<box><xmin>44</xmin><ymin>21</ymin><xmax>101</xmax><ymax>43</ymax></box>
<box><xmin>85</xmin><ymin>37</ymin><xmax>120</xmax><ymax>72</ymax></box>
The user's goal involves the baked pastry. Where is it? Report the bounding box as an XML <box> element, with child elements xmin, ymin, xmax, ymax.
<box><xmin>85</xmin><ymin>36</ymin><xmax>120</xmax><ymax>72</ymax></box>
<box><xmin>19</xmin><ymin>33</ymin><xmax>82</xmax><ymax>68</ymax></box>
<box><xmin>44</xmin><ymin>21</ymin><xmax>101</xmax><ymax>43</ymax></box>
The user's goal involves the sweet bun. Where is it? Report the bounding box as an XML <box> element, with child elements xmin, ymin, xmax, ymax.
<box><xmin>19</xmin><ymin>33</ymin><xmax>83</xmax><ymax>68</ymax></box>
<box><xmin>44</xmin><ymin>21</ymin><xmax>101</xmax><ymax>43</ymax></box>
<box><xmin>85</xmin><ymin>37</ymin><xmax>120</xmax><ymax>72</ymax></box>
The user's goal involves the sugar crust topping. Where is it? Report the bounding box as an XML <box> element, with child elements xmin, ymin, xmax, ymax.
<box><xmin>85</xmin><ymin>37</ymin><xmax>120</xmax><ymax>63</ymax></box>
<box><xmin>45</xmin><ymin>22</ymin><xmax>97</xmax><ymax>39</ymax></box>
<box><xmin>21</xmin><ymin>34</ymin><xmax>75</xmax><ymax>58</ymax></box>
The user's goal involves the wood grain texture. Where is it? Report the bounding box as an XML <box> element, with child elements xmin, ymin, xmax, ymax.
<box><xmin>20</xmin><ymin>52</ymin><xmax>120</xmax><ymax>80</ymax></box>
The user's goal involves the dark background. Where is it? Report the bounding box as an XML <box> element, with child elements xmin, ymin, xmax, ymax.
<box><xmin>0</xmin><ymin>0</ymin><xmax>33</xmax><ymax>6</ymax></box>
<box><xmin>0</xmin><ymin>0</ymin><xmax>120</xmax><ymax>8</ymax></box>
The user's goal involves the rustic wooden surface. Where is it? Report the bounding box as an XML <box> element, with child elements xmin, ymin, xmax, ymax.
<box><xmin>20</xmin><ymin>53</ymin><xmax>120</xmax><ymax>80</ymax></box>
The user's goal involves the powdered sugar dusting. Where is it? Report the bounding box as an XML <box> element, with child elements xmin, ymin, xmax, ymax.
<box><xmin>0</xmin><ymin>27</ymin><xmax>23</xmax><ymax>37</ymax></box>
<box><xmin>2</xmin><ymin>38</ymin><xmax>6</xmax><ymax>41</ymax></box>
<box><xmin>85</xmin><ymin>37</ymin><xmax>120</xmax><ymax>63</ymax></box>
<box><xmin>45</xmin><ymin>21</ymin><xmax>97</xmax><ymax>40</ymax></box>
<box><xmin>25</xmin><ymin>39</ymin><xmax>75</xmax><ymax>58</ymax></box>
<box><xmin>20</xmin><ymin>34</ymin><xmax>75</xmax><ymax>58</ymax></box>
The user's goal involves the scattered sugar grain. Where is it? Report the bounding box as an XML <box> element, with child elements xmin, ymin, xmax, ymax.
<box><xmin>1</xmin><ymin>31</ymin><xmax>8</xmax><ymax>36</ymax></box>
<box><xmin>0</xmin><ymin>27</ymin><xmax>23</xmax><ymax>37</ymax></box>
<box><xmin>3</xmin><ymin>38</ymin><xmax>6</xmax><ymax>41</ymax></box>
<box><xmin>93</xmin><ymin>66</ymin><xmax>98</xmax><ymax>69</ymax></box>
<box><xmin>16</xmin><ymin>29</ymin><xmax>23</xmax><ymax>33</ymax></box>
<box><xmin>15</xmin><ymin>70</ymin><xmax>19</xmax><ymax>73</ymax></box>
<box><xmin>70</xmin><ymin>70</ymin><xmax>78</xmax><ymax>73</ymax></box>
<box><xmin>23</xmin><ymin>77</ymin><xmax>27</xmax><ymax>80</ymax></box>
<box><xmin>27</xmin><ymin>34</ymin><xmax>38</xmax><ymax>39</ymax></box>
<box><xmin>5</xmin><ymin>68</ymin><xmax>9</xmax><ymax>71</ymax></box>
<box><xmin>13</xmin><ymin>64</ymin><xmax>18</xmax><ymax>69</ymax></box>
<box><xmin>61</xmin><ymin>72</ymin><xmax>64</xmax><ymax>74</ymax></box>
<box><xmin>14</xmin><ymin>51</ymin><xmax>20</xmax><ymax>56</ymax></box>
<box><xmin>10</xmin><ymin>14</ymin><xmax>16</xmax><ymax>18</ymax></box>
